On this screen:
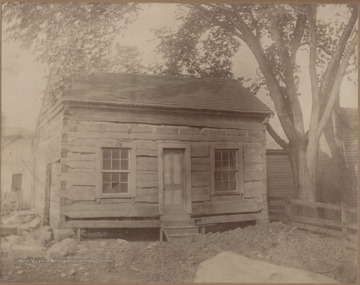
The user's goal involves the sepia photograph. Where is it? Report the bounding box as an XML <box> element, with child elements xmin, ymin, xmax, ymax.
<box><xmin>1</xmin><ymin>1</ymin><xmax>358</xmax><ymax>283</ymax></box>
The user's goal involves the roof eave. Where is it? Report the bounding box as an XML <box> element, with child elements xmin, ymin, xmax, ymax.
<box><xmin>62</xmin><ymin>97</ymin><xmax>273</xmax><ymax>118</ymax></box>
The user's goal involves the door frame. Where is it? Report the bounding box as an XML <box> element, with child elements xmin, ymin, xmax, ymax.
<box><xmin>158</xmin><ymin>143</ymin><xmax>192</xmax><ymax>215</ymax></box>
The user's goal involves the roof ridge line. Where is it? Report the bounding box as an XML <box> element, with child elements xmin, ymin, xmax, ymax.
<box><xmin>86</xmin><ymin>71</ymin><xmax>239</xmax><ymax>83</ymax></box>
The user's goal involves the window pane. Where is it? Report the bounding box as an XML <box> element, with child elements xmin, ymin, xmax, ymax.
<box><xmin>222</xmin><ymin>151</ymin><xmax>229</xmax><ymax>160</ymax></box>
<box><xmin>221</xmin><ymin>172</ymin><xmax>228</xmax><ymax>181</ymax></box>
<box><xmin>229</xmin><ymin>158</ymin><xmax>236</xmax><ymax>169</ymax></box>
<box><xmin>215</xmin><ymin>171</ymin><xmax>221</xmax><ymax>180</ymax></box>
<box><xmin>222</xmin><ymin>181</ymin><xmax>229</xmax><ymax>191</ymax></box>
<box><xmin>229</xmin><ymin>172</ymin><xmax>236</xmax><ymax>182</ymax></box>
<box><xmin>120</xmin><ymin>173</ymin><xmax>128</xmax><ymax>182</ymax></box>
<box><xmin>103</xmin><ymin>160</ymin><xmax>111</xmax><ymax>170</ymax></box>
<box><xmin>121</xmin><ymin>160</ymin><xmax>129</xmax><ymax>170</ymax></box>
<box><xmin>111</xmin><ymin>183</ymin><xmax>120</xmax><ymax>192</ymax></box>
<box><xmin>215</xmin><ymin>150</ymin><xmax>221</xmax><ymax>160</ymax></box>
<box><xmin>215</xmin><ymin>160</ymin><xmax>222</xmax><ymax>170</ymax></box>
<box><xmin>120</xmin><ymin>183</ymin><xmax>128</xmax><ymax>193</ymax></box>
<box><xmin>103</xmin><ymin>173</ymin><xmax>111</xmax><ymax>182</ymax></box>
<box><xmin>229</xmin><ymin>180</ymin><xmax>236</xmax><ymax>190</ymax></box>
<box><xmin>121</xmin><ymin>149</ymin><xmax>129</xmax><ymax>159</ymax></box>
<box><xmin>222</xmin><ymin>160</ymin><xmax>230</xmax><ymax>170</ymax></box>
<box><xmin>230</xmin><ymin>151</ymin><xmax>236</xmax><ymax>161</ymax></box>
<box><xmin>112</xmin><ymin>149</ymin><xmax>120</xmax><ymax>159</ymax></box>
<box><xmin>103</xmin><ymin>149</ymin><xmax>111</xmax><ymax>160</ymax></box>
<box><xmin>111</xmin><ymin>173</ymin><xmax>119</xmax><ymax>182</ymax></box>
<box><xmin>112</xmin><ymin>159</ymin><xmax>120</xmax><ymax>170</ymax></box>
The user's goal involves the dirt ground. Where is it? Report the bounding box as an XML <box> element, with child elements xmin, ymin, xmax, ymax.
<box><xmin>1</xmin><ymin>221</ymin><xmax>357</xmax><ymax>283</ymax></box>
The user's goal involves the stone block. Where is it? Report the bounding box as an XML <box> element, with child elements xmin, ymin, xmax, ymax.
<box><xmin>46</xmin><ymin>238</ymin><xmax>77</xmax><ymax>258</ymax></box>
<box><xmin>53</xmin><ymin>228</ymin><xmax>75</xmax><ymax>241</ymax></box>
<box><xmin>5</xmin><ymin>235</ymin><xmax>25</xmax><ymax>246</ymax></box>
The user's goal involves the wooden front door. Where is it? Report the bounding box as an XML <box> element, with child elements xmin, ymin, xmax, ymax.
<box><xmin>163</xmin><ymin>149</ymin><xmax>186</xmax><ymax>214</ymax></box>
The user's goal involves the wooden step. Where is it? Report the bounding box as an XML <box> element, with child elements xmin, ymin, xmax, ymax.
<box><xmin>166</xmin><ymin>233</ymin><xmax>203</xmax><ymax>242</ymax></box>
<box><xmin>164</xmin><ymin>225</ymin><xmax>199</xmax><ymax>235</ymax></box>
<box><xmin>160</xmin><ymin>213</ymin><xmax>203</xmax><ymax>242</ymax></box>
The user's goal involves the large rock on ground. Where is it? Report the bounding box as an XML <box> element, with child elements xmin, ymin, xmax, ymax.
<box><xmin>0</xmin><ymin>225</ymin><xmax>19</xmax><ymax>236</ymax></box>
<box><xmin>46</xmin><ymin>238</ymin><xmax>77</xmax><ymax>258</ymax></box>
<box><xmin>194</xmin><ymin>252</ymin><xmax>338</xmax><ymax>283</ymax></box>
<box><xmin>28</xmin><ymin>217</ymin><xmax>41</xmax><ymax>229</ymax></box>
<box><xmin>53</xmin><ymin>228</ymin><xmax>75</xmax><ymax>241</ymax></box>
<box><xmin>5</xmin><ymin>235</ymin><xmax>24</xmax><ymax>246</ymax></box>
<box><xmin>38</xmin><ymin>226</ymin><xmax>52</xmax><ymax>246</ymax></box>
<box><xmin>1</xmin><ymin>235</ymin><xmax>25</xmax><ymax>253</ymax></box>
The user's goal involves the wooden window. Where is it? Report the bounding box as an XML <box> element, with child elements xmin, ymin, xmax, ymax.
<box><xmin>11</xmin><ymin>174</ymin><xmax>23</xmax><ymax>192</ymax></box>
<box><xmin>211</xmin><ymin>144</ymin><xmax>243</xmax><ymax>195</ymax></box>
<box><xmin>97</xmin><ymin>143</ymin><xmax>136</xmax><ymax>197</ymax></box>
<box><xmin>102</xmin><ymin>148</ymin><xmax>130</xmax><ymax>194</ymax></box>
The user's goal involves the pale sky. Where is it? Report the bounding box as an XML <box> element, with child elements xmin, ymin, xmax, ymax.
<box><xmin>2</xmin><ymin>3</ymin><xmax>358</xmax><ymax>134</ymax></box>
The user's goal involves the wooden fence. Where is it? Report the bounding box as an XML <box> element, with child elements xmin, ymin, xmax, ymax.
<box><xmin>267</xmin><ymin>195</ymin><xmax>288</xmax><ymax>222</ymax></box>
<box><xmin>281</xmin><ymin>198</ymin><xmax>357</xmax><ymax>249</ymax></box>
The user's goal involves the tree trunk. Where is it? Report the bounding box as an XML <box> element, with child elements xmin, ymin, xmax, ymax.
<box><xmin>287</xmin><ymin>138</ymin><xmax>318</xmax><ymax>201</ymax></box>
<box><xmin>287</xmin><ymin>137</ymin><xmax>320</xmax><ymax>218</ymax></box>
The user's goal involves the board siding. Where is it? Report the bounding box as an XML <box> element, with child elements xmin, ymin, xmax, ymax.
<box><xmin>58</xmin><ymin>116</ymin><xmax>267</xmax><ymax>222</ymax></box>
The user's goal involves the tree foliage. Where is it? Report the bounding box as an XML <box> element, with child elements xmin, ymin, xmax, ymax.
<box><xmin>155</xmin><ymin>7</ymin><xmax>241</xmax><ymax>78</ymax></box>
<box><xmin>3</xmin><ymin>2</ymin><xmax>140</xmax><ymax>101</ymax></box>
<box><xmin>107</xmin><ymin>44</ymin><xmax>146</xmax><ymax>74</ymax></box>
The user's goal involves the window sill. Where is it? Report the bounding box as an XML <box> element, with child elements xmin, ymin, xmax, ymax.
<box><xmin>97</xmin><ymin>194</ymin><xmax>134</xmax><ymax>200</ymax></box>
<box><xmin>212</xmin><ymin>191</ymin><xmax>242</xmax><ymax>196</ymax></box>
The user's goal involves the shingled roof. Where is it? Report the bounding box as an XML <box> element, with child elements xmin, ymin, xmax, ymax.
<box><xmin>64</xmin><ymin>73</ymin><xmax>272</xmax><ymax>116</ymax></box>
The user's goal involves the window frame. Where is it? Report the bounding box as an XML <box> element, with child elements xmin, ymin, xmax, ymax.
<box><xmin>96</xmin><ymin>142</ymin><xmax>136</xmax><ymax>198</ymax></box>
<box><xmin>210</xmin><ymin>143</ymin><xmax>244</xmax><ymax>195</ymax></box>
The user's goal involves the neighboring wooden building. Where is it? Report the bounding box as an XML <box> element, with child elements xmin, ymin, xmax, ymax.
<box><xmin>1</xmin><ymin>128</ymin><xmax>35</xmax><ymax>210</ymax></box>
<box><xmin>35</xmin><ymin>73</ymin><xmax>272</xmax><ymax>240</ymax></box>
<box><xmin>333</xmin><ymin>107</ymin><xmax>357</xmax><ymax>206</ymax></box>
<box><xmin>266</xmin><ymin>148</ymin><xmax>331</xmax><ymax>219</ymax></box>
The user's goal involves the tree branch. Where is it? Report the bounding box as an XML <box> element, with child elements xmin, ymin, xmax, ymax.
<box><xmin>290</xmin><ymin>13</ymin><xmax>306</xmax><ymax>65</ymax></box>
<box><xmin>193</xmin><ymin>4</ymin><xmax>245</xmax><ymax>40</ymax></box>
<box><xmin>266</xmin><ymin>123</ymin><xmax>289</xmax><ymax>150</ymax></box>
<box><xmin>319</xmin><ymin>6</ymin><xmax>358</xmax><ymax>98</ymax></box>
<box><xmin>269</xmin><ymin>14</ymin><xmax>304</xmax><ymax>135</ymax></box>
<box><xmin>249</xmin><ymin>7</ymin><xmax>261</xmax><ymax>39</ymax></box>
<box><xmin>317</xmin><ymin>32</ymin><xmax>358</xmax><ymax>136</ymax></box>
<box><xmin>225</xmin><ymin>4</ymin><xmax>300</xmax><ymax>141</ymax></box>
<box><xmin>307</xmin><ymin>5</ymin><xmax>321</xmax><ymax>138</ymax></box>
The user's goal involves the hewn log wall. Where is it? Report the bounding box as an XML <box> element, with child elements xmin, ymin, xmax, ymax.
<box><xmin>35</xmin><ymin>105</ymin><xmax>64</xmax><ymax>227</ymax></box>
<box><xmin>60</xmin><ymin>105</ymin><xmax>268</xmax><ymax>221</ymax></box>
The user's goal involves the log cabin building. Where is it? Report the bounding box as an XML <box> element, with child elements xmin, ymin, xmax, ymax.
<box><xmin>35</xmin><ymin>73</ymin><xmax>272</xmax><ymax>241</ymax></box>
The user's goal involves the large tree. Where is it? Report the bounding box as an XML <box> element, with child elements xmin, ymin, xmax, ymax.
<box><xmin>156</xmin><ymin>4</ymin><xmax>357</xmax><ymax>201</ymax></box>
